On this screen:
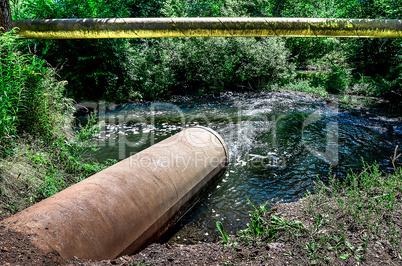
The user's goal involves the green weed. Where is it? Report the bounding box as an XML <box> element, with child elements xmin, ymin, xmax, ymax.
<box><xmin>231</xmin><ymin>162</ymin><xmax>401</xmax><ymax>264</ymax></box>
<box><xmin>216</xmin><ymin>221</ymin><xmax>230</xmax><ymax>243</ymax></box>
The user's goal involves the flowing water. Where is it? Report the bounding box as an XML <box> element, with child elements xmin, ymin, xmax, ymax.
<box><xmin>88</xmin><ymin>91</ymin><xmax>402</xmax><ymax>243</ymax></box>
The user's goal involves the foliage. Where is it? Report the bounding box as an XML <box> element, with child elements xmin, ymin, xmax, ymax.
<box><xmin>238</xmin><ymin>199</ymin><xmax>307</xmax><ymax>243</ymax></box>
<box><xmin>0</xmin><ymin>130</ymin><xmax>114</xmax><ymax>214</ymax></box>
<box><xmin>0</xmin><ymin>30</ymin><xmax>22</xmax><ymax>143</ymax></box>
<box><xmin>37</xmin><ymin>114</ymin><xmax>115</xmax><ymax>199</ymax></box>
<box><xmin>128</xmin><ymin>37</ymin><xmax>295</xmax><ymax>98</ymax></box>
<box><xmin>278</xmin><ymin>0</ymin><xmax>402</xmax><ymax>98</ymax></box>
<box><xmin>160</xmin><ymin>0</ymin><xmax>275</xmax><ymax>17</ymax></box>
<box><xmin>216</xmin><ymin>220</ymin><xmax>238</xmax><ymax>250</ymax></box>
<box><xmin>0</xmin><ymin>31</ymin><xmax>114</xmax><ymax>216</ymax></box>
<box><xmin>216</xmin><ymin>221</ymin><xmax>230</xmax><ymax>243</ymax></box>
<box><xmin>347</xmin><ymin>38</ymin><xmax>402</xmax><ymax>97</ymax></box>
<box><xmin>17</xmin><ymin>0</ymin><xmax>151</xmax><ymax>102</ymax></box>
<box><xmin>270</xmin><ymin>79</ymin><xmax>328</xmax><ymax>97</ymax></box>
<box><xmin>11</xmin><ymin>0</ymin><xmax>402</xmax><ymax>101</ymax></box>
<box><xmin>0</xmin><ymin>30</ymin><xmax>73</xmax><ymax>146</ymax></box>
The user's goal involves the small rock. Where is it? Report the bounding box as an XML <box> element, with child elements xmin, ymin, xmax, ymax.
<box><xmin>1</xmin><ymin>246</ymin><xmax>9</xmax><ymax>252</ymax></box>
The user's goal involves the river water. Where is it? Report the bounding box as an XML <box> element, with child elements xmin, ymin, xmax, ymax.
<box><xmin>88</xmin><ymin>91</ymin><xmax>401</xmax><ymax>243</ymax></box>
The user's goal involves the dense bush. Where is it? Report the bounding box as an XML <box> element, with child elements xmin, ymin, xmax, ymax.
<box><xmin>0</xmin><ymin>31</ymin><xmax>23</xmax><ymax>143</ymax></box>
<box><xmin>346</xmin><ymin>38</ymin><xmax>402</xmax><ymax>97</ymax></box>
<box><xmin>160</xmin><ymin>0</ymin><xmax>275</xmax><ymax>17</ymax></box>
<box><xmin>271</xmin><ymin>79</ymin><xmax>328</xmax><ymax>97</ymax></box>
<box><xmin>0</xmin><ymin>31</ymin><xmax>113</xmax><ymax>215</ymax></box>
<box><xmin>15</xmin><ymin>0</ymin><xmax>299</xmax><ymax>100</ymax></box>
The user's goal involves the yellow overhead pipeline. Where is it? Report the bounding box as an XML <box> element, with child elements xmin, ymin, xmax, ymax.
<box><xmin>13</xmin><ymin>17</ymin><xmax>402</xmax><ymax>39</ymax></box>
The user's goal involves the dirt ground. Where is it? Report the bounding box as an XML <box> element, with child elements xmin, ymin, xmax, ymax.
<box><xmin>0</xmin><ymin>222</ymin><xmax>295</xmax><ymax>265</ymax></box>
<box><xmin>1</xmin><ymin>198</ymin><xmax>401</xmax><ymax>265</ymax></box>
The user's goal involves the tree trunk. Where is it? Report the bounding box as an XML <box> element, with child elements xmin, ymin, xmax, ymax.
<box><xmin>0</xmin><ymin>0</ymin><xmax>13</xmax><ymax>32</ymax></box>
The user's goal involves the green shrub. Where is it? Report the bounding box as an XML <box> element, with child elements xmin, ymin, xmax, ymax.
<box><xmin>347</xmin><ymin>39</ymin><xmax>402</xmax><ymax>97</ymax></box>
<box><xmin>128</xmin><ymin>37</ymin><xmax>295</xmax><ymax>98</ymax></box>
<box><xmin>161</xmin><ymin>0</ymin><xmax>276</xmax><ymax>17</ymax></box>
<box><xmin>308</xmin><ymin>47</ymin><xmax>352</xmax><ymax>93</ymax></box>
<box><xmin>235</xmin><ymin>164</ymin><xmax>402</xmax><ymax>264</ymax></box>
<box><xmin>14</xmin><ymin>0</ymin><xmax>402</xmax><ymax>101</ymax></box>
<box><xmin>0</xmin><ymin>31</ymin><xmax>23</xmax><ymax>144</ymax></box>
<box><xmin>17</xmin><ymin>0</ymin><xmax>298</xmax><ymax>101</ymax></box>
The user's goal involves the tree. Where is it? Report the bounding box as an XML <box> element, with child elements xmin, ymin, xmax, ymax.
<box><xmin>0</xmin><ymin>0</ymin><xmax>12</xmax><ymax>32</ymax></box>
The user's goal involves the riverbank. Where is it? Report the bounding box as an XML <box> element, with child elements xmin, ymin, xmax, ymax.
<box><xmin>1</xmin><ymin>163</ymin><xmax>401</xmax><ymax>265</ymax></box>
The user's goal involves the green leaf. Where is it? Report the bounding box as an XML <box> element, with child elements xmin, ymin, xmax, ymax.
<box><xmin>340</xmin><ymin>253</ymin><xmax>350</xmax><ymax>259</ymax></box>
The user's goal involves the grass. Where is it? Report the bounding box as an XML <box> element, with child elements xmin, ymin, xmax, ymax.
<box><xmin>220</xmin><ymin>159</ymin><xmax>402</xmax><ymax>264</ymax></box>
<box><xmin>269</xmin><ymin>79</ymin><xmax>329</xmax><ymax>98</ymax></box>
<box><xmin>300</xmin><ymin>163</ymin><xmax>401</xmax><ymax>263</ymax></box>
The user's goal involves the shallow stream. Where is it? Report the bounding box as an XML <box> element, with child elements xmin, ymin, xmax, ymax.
<box><xmin>88</xmin><ymin>91</ymin><xmax>401</xmax><ymax>243</ymax></box>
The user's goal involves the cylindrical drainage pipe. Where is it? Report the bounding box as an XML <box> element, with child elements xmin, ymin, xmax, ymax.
<box><xmin>1</xmin><ymin>126</ymin><xmax>228</xmax><ymax>260</ymax></box>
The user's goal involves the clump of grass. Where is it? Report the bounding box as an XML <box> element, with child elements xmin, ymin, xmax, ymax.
<box><xmin>235</xmin><ymin>162</ymin><xmax>402</xmax><ymax>264</ymax></box>
<box><xmin>269</xmin><ymin>79</ymin><xmax>328</xmax><ymax>98</ymax></box>
<box><xmin>0</xmin><ymin>30</ymin><xmax>73</xmax><ymax>147</ymax></box>
<box><xmin>129</xmin><ymin>260</ymin><xmax>153</xmax><ymax>266</ymax></box>
<box><xmin>301</xmin><ymin>163</ymin><xmax>401</xmax><ymax>263</ymax></box>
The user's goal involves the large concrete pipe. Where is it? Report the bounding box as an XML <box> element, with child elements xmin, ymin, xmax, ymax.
<box><xmin>13</xmin><ymin>17</ymin><xmax>402</xmax><ymax>39</ymax></box>
<box><xmin>0</xmin><ymin>126</ymin><xmax>228</xmax><ymax>260</ymax></box>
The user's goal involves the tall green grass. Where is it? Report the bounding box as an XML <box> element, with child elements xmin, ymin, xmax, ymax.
<box><xmin>0</xmin><ymin>31</ymin><xmax>24</xmax><ymax>145</ymax></box>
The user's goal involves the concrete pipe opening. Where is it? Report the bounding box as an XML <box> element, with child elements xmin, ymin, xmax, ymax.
<box><xmin>0</xmin><ymin>126</ymin><xmax>228</xmax><ymax>260</ymax></box>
